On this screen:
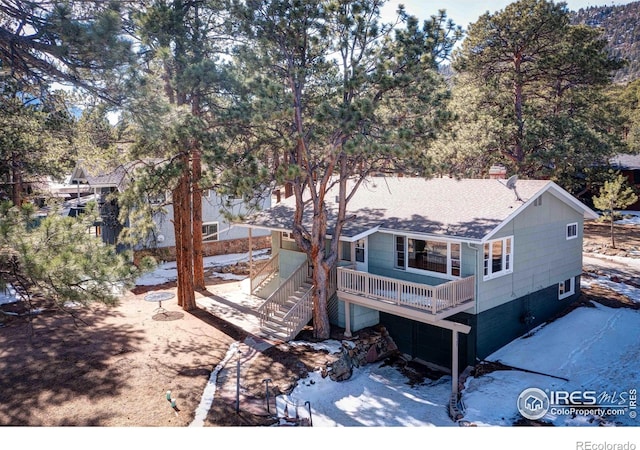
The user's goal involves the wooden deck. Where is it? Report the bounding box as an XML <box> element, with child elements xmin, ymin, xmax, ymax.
<box><xmin>336</xmin><ymin>267</ymin><xmax>475</xmax><ymax>321</ymax></box>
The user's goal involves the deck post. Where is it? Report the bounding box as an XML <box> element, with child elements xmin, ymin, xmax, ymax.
<box><xmin>344</xmin><ymin>300</ymin><xmax>352</xmax><ymax>338</ymax></box>
<box><xmin>451</xmin><ymin>330</ymin><xmax>459</xmax><ymax>395</ymax></box>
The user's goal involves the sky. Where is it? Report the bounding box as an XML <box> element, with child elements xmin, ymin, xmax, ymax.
<box><xmin>4</xmin><ymin>216</ymin><xmax>639</xmax><ymax>446</ymax></box>
<box><xmin>381</xmin><ymin>0</ymin><xmax>637</xmax><ymax>30</ymax></box>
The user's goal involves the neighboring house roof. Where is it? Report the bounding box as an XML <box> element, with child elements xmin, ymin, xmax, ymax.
<box><xmin>610</xmin><ymin>153</ymin><xmax>640</xmax><ymax>171</ymax></box>
<box><xmin>69</xmin><ymin>161</ymin><xmax>143</xmax><ymax>191</ymax></box>
<box><xmin>245</xmin><ymin>176</ymin><xmax>598</xmax><ymax>242</ymax></box>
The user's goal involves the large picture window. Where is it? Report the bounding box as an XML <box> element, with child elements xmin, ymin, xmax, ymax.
<box><xmin>483</xmin><ymin>236</ymin><xmax>513</xmax><ymax>280</ymax></box>
<box><xmin>395</xmin><ymin>235</ymin><xmax>461</xmax><ymax>277</ymax></box>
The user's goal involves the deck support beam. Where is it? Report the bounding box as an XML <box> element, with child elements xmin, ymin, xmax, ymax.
<box><xmin>343</xmin><ymin>300</ymin><xmax>352</xmax><ymax>338</ymax></box>
<box><xmin>452</xmin><ymin>330</ymin><xmax>459</xmax><ymax>396</ymax></box>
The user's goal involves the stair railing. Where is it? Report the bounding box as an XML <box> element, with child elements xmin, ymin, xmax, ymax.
<box><xmin>258</xmin><ymin>259</ymin><xmax>309</xmax><ymax>326</ymax></box>
<box><xmin>251</xmin><ymin>253</ymin><xmax>279</xmax><ymax>295</ymax></box>
<box><xmin>280</xmin><ymin>285</ymin><xmax>314</xmax><ymax>340</ymax></box>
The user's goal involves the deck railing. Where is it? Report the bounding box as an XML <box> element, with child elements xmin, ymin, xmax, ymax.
<box><xmin>337</xmin><ymin>267</ymin><xmax>474</xmax><ymax>315</ymax></box>
<box><xmin>251</xmin><ymin>253</ymin><xmax>279</xmax><ymax>295</ymax></box>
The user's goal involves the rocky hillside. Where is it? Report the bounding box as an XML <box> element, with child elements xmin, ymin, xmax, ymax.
<box><xmin>572</xmin><ymin>1</ymin><xmax>640</xmax><ymax>84</ymax></box>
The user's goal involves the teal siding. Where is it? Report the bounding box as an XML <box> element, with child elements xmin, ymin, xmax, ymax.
<box><xmin>269</xmin><ymin>231</ymin><xmax>307</xmax><ymax>279</ymax></box>
<box><xmin>379</xmin><ymin>277</ymin><xmax>580</xmax><ymax>369</ymax></box>
<box><xmin>279</xmin><ymin>249</ymin><xmax>307</xmax><ymax>279</ymax></box>
<box><xmin>333</xmin><ymin>300</ymin><xmax>380</xmax><ymax>332</ymax></box>
<box><xmin>379</xmin><ymin>312</ymin><xmax>474</xmax><ymax>370</ymax></box>
<box><xmin>476</xmin><ymin>192</ymin><xmax>585</xmax><ymax>313</ymax></box>
<box><xmin>475</xmin><ymin>277</ymin><xmax>580</xmax><ymax>359</ymax></box>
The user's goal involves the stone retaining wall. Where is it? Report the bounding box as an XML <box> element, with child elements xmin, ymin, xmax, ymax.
<box><xmin>133</xmin><ymin>235</ymin><xmax>271</xmax><ymax>265</ymax></box>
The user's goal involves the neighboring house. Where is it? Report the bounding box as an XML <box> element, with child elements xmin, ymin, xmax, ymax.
<box><xmin>609</xmin><ymin>153</ymin><xmax>640</xmax><ymax>210</ymax></box>
<box><xmin>63</xmin><ymin>161</ymin><xmax>271</xmax><ymax>258</ymax></box>
<box><xmin>241</xmin><ymin>175</ymin><xmax>598</xmax><ymax>397</ymax></box>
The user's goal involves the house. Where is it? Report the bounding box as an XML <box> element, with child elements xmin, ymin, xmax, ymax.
<box><xmin>241</xmin><ymin>175</ymin><xmax>598</xmax><ymax>397</ymax></box>
<box><xmin>63</xmin><ymin>161</ymin><xmax>272</xmax><ymax>258</ymax></box>
<box><xmin>609</xmin><ymin>153</ymin><xmax>640</xmax><ymax>210</ymax></box>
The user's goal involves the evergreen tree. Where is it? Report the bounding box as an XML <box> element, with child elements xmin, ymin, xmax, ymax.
<box><xmin>229</xmin><ymin>0</ymin><xmax>461</xmax><ymax>338</ymax></box>
<box><xmin>0</xmin><ymin>1</ymin><xmax>141</xmax><ymax>313</ymax></box>
<box><xmin>0</xmin><ymin>0</ymin><xmax>134</xmax><ymax>103</ymax></box>
<box><xmin>445</xmin><ymin>0</ymin><xmax>624</xmax><ymax>188</ymax></box>
<box><xmin>122</xmin><ymin>0</ymin><xmax>238</xmax><ymax>310</ymax></box>
<box><xmin>0</xmin><ymin>201</ymin><xmax>146</xmax><ymax>313</ymax></box>
<box><xmin>609</xmin><ymin>79</ymin><xmax>640</xmax><ymax>153</ymax></box>
<box><xmin>592</xmin><ymin>173</ymin><xmax>638</xmax><ymax>249</ymax></box>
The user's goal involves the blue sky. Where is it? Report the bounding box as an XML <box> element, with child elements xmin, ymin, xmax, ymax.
<box><xmin>381</xmin><ymin>0</ymin><xmax>636</xmax><ymax>30</ymax></box>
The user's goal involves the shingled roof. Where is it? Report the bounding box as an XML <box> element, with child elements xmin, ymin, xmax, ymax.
<box><xmin>246</xmin><ymin>176</ymin><xmax>598</xmax><ymax>242</ymax></box>
<box><xmin>610</xmin><ymin>153</ymin><xmax>640</xmax><ymax>171</ymax></box>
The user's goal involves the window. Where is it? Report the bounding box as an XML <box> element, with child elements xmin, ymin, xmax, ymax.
<box><xmin>483</xmin><ymin>236</ymin><xmax>513</xmax><ymax>280</ymax></box>
<box><xmin>355</xmin><ymin>239</ymin><xmax>365</xmax><ymax>263</ymax></box>
<box><xmin>566</xmin><ymin>223</ymin><xmax>578</xmax><ymax>240</ymax></box>
<box><xmin>558</xmin><ymin>277</ymin><xmax>575</xmax><ymax>300</ymax></box>
<box><xmin>340</xmin><ymin>241</ymin><xmax>351</xmax><ymax>262</ymax></box>
<box><xmin>450</xmin><ymin>243</ymin><xmax>461</xmax><ymax>277</ymax></box>
<box><xmin>395</xmin><ymin>236</ymin><xmax>406</xmax><ymax>269</ymax></box>
<box><xmin>281</xmin><ymin>231</ymin><xmax>294</xmax><ymax>241</ymax></box>
<box><xmin>148</xmin><ymin>191</ymin><xmax>167</xmax><ymax>205</ymax></box>
<box><xmin>202</xmin><ymin>222</ymin><xmax>219</xmax><ymax>242</ymax></box>
<box><xmin>534</xmin><ymin>196</ymin><xmax>542</xmax><ymax>207</ymax></box>
<box><xmin>395</xmin><ymin>235</ymin><xmax>461</xmax><ymax>277</ymax></box>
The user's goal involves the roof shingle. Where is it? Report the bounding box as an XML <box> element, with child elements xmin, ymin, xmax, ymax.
<box><xmin>247</xmin><ymin>176</ymin><xmax>589</xmax><ymax>241</ymax></box>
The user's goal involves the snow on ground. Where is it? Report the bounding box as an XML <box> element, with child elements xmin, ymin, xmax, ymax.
<box><xmin>461</xmin><ymin>302</ymin><xmax>640</xmax><ymax>427</ymax></box>
<box><xmin>9</xmin><ymin>220</ymin><xmax>640</xmax><ymax>446</ymax></box>
<box><xmin>275</xmin><ymin>349</ymin><xmax>455</xmax><ymax>427</ymax></box>
<box><xmin>130</xmin><ymin>230</ymin><xmax>640</xmax><ymax>445</ymax></box>
<box><xmin>134</xmin><ymin>249</ymin><xmax>270</xmax><ymax>286</ymax></box>
<box><xmin>582</xmin><ymin>274</ymin><xmax>640</xmax><ymax>303</ymax></box>
<box><xmin>0</xmin><ymin>284</ymin><xmax>18</xmax><ymax>306</ymax></box>
<box><xmin>273</xmin><ymin>295</ymin><xmax>640</xmax><ymax>429</ymax></box>
<box><xmin>615</xmin><ymin>210</ymin><xmax>640</xmax><ymax>225</ymax></box>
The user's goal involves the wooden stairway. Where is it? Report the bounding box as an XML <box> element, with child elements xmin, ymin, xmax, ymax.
<box><xmin>252</xmin><ymin>270</ymin><xmax>279</xmax><ymax>297</ymax></box>
<box><xmin>259</xmin><ymin>279</ymin><xmax>313</xmax><ymax>341</ymax></box>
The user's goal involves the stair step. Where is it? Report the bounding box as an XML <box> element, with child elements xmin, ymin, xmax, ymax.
<box><xmin>260</xmin><ymin>326</ymin><xmax>289</xmax><ymax>340</ymax></box>
<box><xmin>257</xmin><ymin>275</ymin><xmax>315</xmax><ymax>342</ymax></box>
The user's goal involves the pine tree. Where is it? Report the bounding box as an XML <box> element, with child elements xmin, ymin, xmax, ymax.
<box><xmin>0</xmin><ymin>201</ymin><xmax>146</xmax><ymax>312</ymax></box>
<box><xmin>123</xmin><ymin>0</ymin><xmax>235</xmax><ymax>310</ymax></box>
<box><xmin>229</xmin><ymin>0</ymin><xmax>461</xmax><ymax>338</ymax></box>
<box><xmin>446</xmin><ymin>0</ymin><xmax>624</xmax><ymax>186</ymax></box>
<box><xmin>592</xmin><ymin>173</ymin><xmax>638</xmax><ymax>249</ymax></box>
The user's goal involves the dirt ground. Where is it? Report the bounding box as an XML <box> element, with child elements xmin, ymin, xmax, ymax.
<box><xmin>0</xmin><ymin>220</ymin><xmax>638</xmax><ymax>427</ymax></box>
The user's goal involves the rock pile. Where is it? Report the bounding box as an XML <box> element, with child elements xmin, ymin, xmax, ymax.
<box><xmin>322</xmin><ymin>326</ymin><xmax>399</xmax><ymax>382</ymax></box>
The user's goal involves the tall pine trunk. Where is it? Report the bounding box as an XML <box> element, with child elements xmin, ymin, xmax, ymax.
<box><xmin>513</xmin><ymin>54</ymin><xmax>525</xmax><ymax>164</ymax></box>
<box><xmin>192</xmin><ymin>149</ymin><xmax>205</xmax><ymax>290</ymax></box>
<box><xmin>191</xmin><ymin>97</ymin><xmax>205</xmax><ymax>290</ymax></box>
<box><xmin>174</xmin><ymin>155</ymin><xmax>196</xmax><ymax>311</ymax></box>
<box><xmin>311</xmin><ymin>256</ymin><xmax>331</xmax><ymax>339</ymax></box>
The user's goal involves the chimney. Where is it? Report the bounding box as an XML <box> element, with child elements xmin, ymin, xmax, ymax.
<box><xmin>488</xmin><ymin>165</ymin><xmax>507</xmax><ymax>180</ymax></box>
